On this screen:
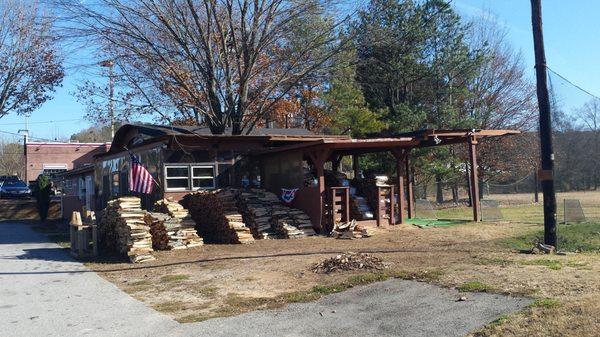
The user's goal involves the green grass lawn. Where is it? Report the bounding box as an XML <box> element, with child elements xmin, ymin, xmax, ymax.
<box><xmin>499</xmin><ymin>222</ymin><xmax>600</xmax><ymax>253</ymax></box>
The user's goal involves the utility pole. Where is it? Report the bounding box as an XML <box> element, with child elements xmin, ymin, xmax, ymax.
<box><xmin>100</xmin><ymin>60</ymin><xmax>115</xmax><ymax>138</ymax></box>
<box><xmin>531</xmin><ymin>0</ymin><xmax>557</xmax><ymax>247</ymax></box>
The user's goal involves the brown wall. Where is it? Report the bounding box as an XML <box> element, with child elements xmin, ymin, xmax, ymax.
<box><xmin>260</xmin><ymin>151</ymin><xmax>304</xmax><ymax>194</ymax></box>
<box><xmin>61</xmin><ymin>196</ymin><xmax>84</xmax><ymax>219</ymax></box>
<box><xmin>291</xmin><ymin>186</ymin><xmax>321</xmax><ymax>232</ymax></box>
<box><xmin>25</xmin><ymin>142</ymin><xmax>110</xmax><ymax>182</ymax></box>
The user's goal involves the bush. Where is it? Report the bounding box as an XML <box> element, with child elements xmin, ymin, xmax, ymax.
<box><xmin>36</xmin><ymin>175</ymin><xmax>51</xmax><ymax>221</ymax></box>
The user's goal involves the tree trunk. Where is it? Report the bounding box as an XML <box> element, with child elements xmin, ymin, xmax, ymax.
<box><xmin>435</xmin><ymin>174</ymin><xmax>444</xmax><ymax>203</ymax></box>
<box><xmin>452</xmin><ymin>182</ymin><xmax>459</xmax><ymax>204</ymax></box>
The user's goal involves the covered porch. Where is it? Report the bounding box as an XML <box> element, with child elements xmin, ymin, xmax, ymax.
<box><xmin>258</xmin><ymin>129</ymin><xmax>519</xmax><ymax>233</ymax></box>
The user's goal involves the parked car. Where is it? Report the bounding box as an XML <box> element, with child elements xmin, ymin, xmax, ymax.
<box><xmin>0</xmin><ymin>175</ymin><xmax>19</xmax><ymax>185</ymax></box>
<box><xmin>0</xmin><ymin>180</ymin><xmax>32</xmax><ymax>199</ymax></box>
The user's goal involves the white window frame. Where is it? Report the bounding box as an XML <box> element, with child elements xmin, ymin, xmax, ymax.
<box><xmin>163</xmin><ymin>164</ymin><xmax>217</xmax><ymax>191</ymax></box>
<box><xmin>191</xmin><ymin>165</ymin><xmax>216</xmax><ymax>189</ymax></box>
<box><xmin>164</xmin><ymin>165</ymin><xmax>191</xmax><ymax>191</ymax></box>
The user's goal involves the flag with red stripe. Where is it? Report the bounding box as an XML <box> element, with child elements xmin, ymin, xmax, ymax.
<box><xmin>129</xmin><ymin>154</ymin><xmax>154</xmax><ymax>194</ymax></box>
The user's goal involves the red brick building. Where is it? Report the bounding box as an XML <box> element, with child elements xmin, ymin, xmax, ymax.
<box><xmin>24</xmin><ymin>141</ymin><xmax>110</xmax><ymax>183</ymax></box>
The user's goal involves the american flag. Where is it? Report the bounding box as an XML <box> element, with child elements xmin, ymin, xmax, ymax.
<box><xmin>129</xmin><ymin>154</ymin><xmax>154</xmax><ymax>194</ymax></box>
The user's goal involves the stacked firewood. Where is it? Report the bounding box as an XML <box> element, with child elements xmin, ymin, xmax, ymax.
<box><xmin>237</xmin><ymin>189</ymin><xmax>316</xmax><ymax>239</ymax></box>
<box><xmin>181</xmin><ymin>190</ymin><xmax>253</xmax><ymax>244</ymax></box>
<box><xmin>217</xmin><ymin>190</ymin><xmax>255</xmax><ymax>244</ymax></box>
<box><xmin>237</xmin><ymin>190</ymin><xmax>279</xmax><ymax>239</ymax></box>
<box><xmin>97</xmin><ymin>197</ymin><xmax>155</xmax><ymax>263</ymax></box>
<box><xmin>153</xmin><ymin>199</ymin><xmax>203</xmax><ymax>249</ymax></box>
<box><xmin>145</xmin><ymin>212</ymin><xmax>170</xmax><ymax>250</ymax></box>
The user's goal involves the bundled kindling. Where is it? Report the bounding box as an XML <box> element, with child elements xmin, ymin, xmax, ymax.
<box><xmin>97</xmin><ymin>197</ymin><xmax>155</xmax><ymax>263</ymax></box>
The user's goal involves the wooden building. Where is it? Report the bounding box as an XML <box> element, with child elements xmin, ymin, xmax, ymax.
<box><xmin>93</xmin><ymin>124</ymin><xmax>518</xmax><ymax>233</ymax></box>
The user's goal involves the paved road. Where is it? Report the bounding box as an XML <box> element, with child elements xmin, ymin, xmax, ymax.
<box><xmin>0</xmin><ymin>222</ymin><xmax>531</xmax><ymax>337</ymax></box>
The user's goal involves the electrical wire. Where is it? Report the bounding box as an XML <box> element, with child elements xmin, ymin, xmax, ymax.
<box><xmin>0</xmin><ymin>118</ymin><xmax>85</xmax><ymax>126</ymax></box>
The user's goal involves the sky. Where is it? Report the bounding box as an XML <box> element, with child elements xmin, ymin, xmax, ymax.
<box><xmin>1</xmin><ymin>0</ymin><xmax>599</xmax><ymax>141</ymax></box>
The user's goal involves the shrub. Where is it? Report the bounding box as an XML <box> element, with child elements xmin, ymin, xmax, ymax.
<box><xmin>36</xmin><ymin>175</ymin><xmax>51</xmax><ymax>221</ymax></box>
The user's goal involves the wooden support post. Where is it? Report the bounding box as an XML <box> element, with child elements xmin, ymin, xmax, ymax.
<box><xmin>405</xmin><ymin>152</ymin><xmax>415</xmax><ymax>219</ymax></box>
<box><xmin>389</xmin><ymin>185</ymin><xmax>395</xmax><ymax>225</ymax></box>
<box><xmin>468</xmin><ymin>137</ymin><xmax>481</xmax><ymax>221</ymax></box>
<box><xmin>307</xmin><ymin>148</ymin><xmax>331</xmax><ymax>234</ymax></box>
<box><xmin>392</xmin><ymin>149</ymin><xmax>406</xmax><ymax>224</ymax></box>
<box><xmin>316</xmin><ymin>164</ymin><xmax>326</xmax><ymax>231</ymax></box>
<box><xmin>332</xmin><ymin>154</ymin><xmax>343</xmax><ymax>172</ymax></box>
<box><xmin>534</xmin><ymin>168</ymin><xmax>539</xmax><ymax>203</ymax></box>
<box><xmin>353</xmin><ymin>155</ymin><xmax>360</xmax><ymax>179</ymax></box>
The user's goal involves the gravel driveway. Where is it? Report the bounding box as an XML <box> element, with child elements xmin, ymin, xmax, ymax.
<box><xmin>0</xmin><ymin>222</ymin><xmax>531</xmax><ymax>337</ymax></box>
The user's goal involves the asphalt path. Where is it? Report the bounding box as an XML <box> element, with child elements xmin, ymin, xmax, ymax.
<box><xmin>0</xmin><ymin>222</ymin><xmax>531</xmax><ymax>337</ymax></box>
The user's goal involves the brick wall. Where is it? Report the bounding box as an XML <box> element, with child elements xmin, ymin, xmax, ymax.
<box><xmin>25</xmin><ymin>142</ymin><xmax>110</xmax><ymax>182</ymax></box>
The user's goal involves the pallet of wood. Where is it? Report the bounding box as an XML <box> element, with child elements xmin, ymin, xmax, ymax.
<box><xmin>97</xmin><ymin>197</ymin><xmax>155</xmax><ymax>263</ymax></box>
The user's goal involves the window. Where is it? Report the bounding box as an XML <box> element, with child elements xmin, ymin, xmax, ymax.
<box><xmin>192</xmin><ymin>166</ymin><xmax>215</xmax><ymax>189</ymax></box>
<box><xmin>164</xmin><ymin>164</ymin><xmax>216</xmax><ymax>191</ymax></box>
<box><xmin>165</xmin><ymin>166</ymin><xmax>190</xmax><ymax>190</ymax></box>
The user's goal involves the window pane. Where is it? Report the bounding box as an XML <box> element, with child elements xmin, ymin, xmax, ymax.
<box><xmin>193</xmin><ymin>178</ymin><xmax>214</xmax><ymax>188</ymax></box>
<box><xmin>166</xmin><ymin>167</ymin><xmax>189</xmax><ymax>178</ymax></box>
<box><xmin>166</xmin><ymin>178</ymin><xmax>189</xmax><ymax>189</ymax></box>
<box><xmin>193</xmin><ymin>167</ymin><xmax>214</xmax><ymax>177</ymax></box>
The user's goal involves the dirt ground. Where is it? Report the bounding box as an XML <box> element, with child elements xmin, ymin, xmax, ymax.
<box><xmin>87</xmin><ymin>220</ymin><xmax>599</xmax><ymax>336</ymax></box>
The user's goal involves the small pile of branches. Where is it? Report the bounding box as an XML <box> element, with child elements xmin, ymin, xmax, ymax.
<box><xmin>312</xmin><ymin>252</ymin><xmax>388</xmax><ymax>274</ymax></box>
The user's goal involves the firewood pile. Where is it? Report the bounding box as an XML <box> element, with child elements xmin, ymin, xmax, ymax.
<box><xmin>97</xmin><ymin>197</ymin><xmax>155</xmax><ymax>263</ymax></box>
<box><xmin>237</xmin><ymin>189</ymin><xmax>316</xmax><ymax>239</ymax></box>
<box><xmin>217</xmin><ymin>190</ymin><xmax>255</xmax><ymax>244</ymax></box>
<box><xmin>181</xmin><ymin>190</ymin><xmax>253</xmax><ymax>244</ymax></box>
<box><xmin>145</xmin><ymin>212</ymin><xmax>170</xmax><ymax>250</ymax></box>
<box><xmin>312</xmin><ymin>252</ymin><xmax>388</xmax><ymax>274</ymax></box>
<box><xmin>151</xmin><ymin>199</ymin><xmax>203</xmax><ymax>249</ymax></box>
<box><xmin>330</xmin><ymin>220</ymin><xmax>377</xmax><ymax>239</ymax></box>
<box><xmin>271</xmin><ymin>204</ymin><xmax>317</xmax><ymax>238</ymax></box>
<box><xmin>237</xmin><ymin>190</ymin><xmax>279</xmax><ymax>239</ymax></box>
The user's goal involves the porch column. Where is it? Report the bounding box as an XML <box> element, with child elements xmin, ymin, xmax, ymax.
<box><xmin>353</xmin><ymin>154</ymin><xmax>360</xmax><ymax>179</ymax></box>
<box><xmin>405</xmin><ymin>151</ymin><xmax>415</xmax><ymax>219</ymax></box>
<box><xmin>392</xmin><ymin>149</ymin><xmax>406</xmax><ymax>224</ymax></box>
<box><xmin>468</xmin><ymin>136</ymin><xmax>481</xmax><ymax>221</ymax></box>
<box><xmin>307</xmin><ymin>148</ymin><xmax>331</xmax><ymax>234</ymax></box>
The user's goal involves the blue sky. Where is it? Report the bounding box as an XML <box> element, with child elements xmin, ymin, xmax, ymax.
<box><xmin>1</xmin><ymin>0</ymin><xmax>599</xmax><ymax>141</ymax></box>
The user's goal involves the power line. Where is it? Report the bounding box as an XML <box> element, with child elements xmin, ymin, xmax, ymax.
<box><xmin>0</xmin><ymin>129</ymin><xmax>58</xmax><ymax>142</ymax></box>
<box><xmin>0</xmin><ymin>118</ymin><xmax>85</xmax><ymax>126</ymax></box>
<box><xmin>546</xmin><ymin>66</ymin><xmax>600</xmax><ymax>101</ymax></box>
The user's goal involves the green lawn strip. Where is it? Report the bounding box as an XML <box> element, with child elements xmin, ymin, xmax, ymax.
<box><xmin>457</xmin><ymin>281</ymin><xmax>495</xmax><ymax>293</ymax></box>
<box><xmin>499</xmin><ymin>223</ymin><xmax>600</xmax><ymax>253</ymax></box>
<box><xmin>528</xmin><ymin>298</ymin><xmax>561</xmax><ymax>309</ymax></box>
<box><xmin>518</xmin><ymin>259</ymin><xmax>562</xmax><ymax>270</ymax></box>
<box><xmin>160</xmin><ymin>274</ymin><xmax>191</xmax><ymax>283</ymax></box>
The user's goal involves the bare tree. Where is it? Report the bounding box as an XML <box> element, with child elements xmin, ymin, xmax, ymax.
<box><xmin>0</xmin><ymin>1</ymin><xmax>64</xmax><ymax>119</ymax></box>
<box><xmin>0</xmin><ymin>138</ymin><xmax>24</xmax><ymax>178</ymax></box>
<box><xmin>465</xmin><ymin>16</ymin><xmax>537</xmax><ymax>131</ymax></box>
<box><xmin>462</xmin><ymin>17</ymin><xmax>538</xmax><ymax>183</ymax></box>
<box><xmin>58</xmin><ymin>0</ymin><xmax>353</xmax><ymax>135</ymax></box>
